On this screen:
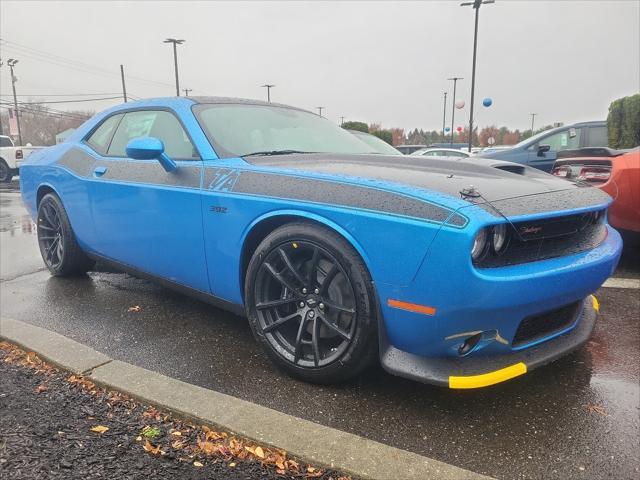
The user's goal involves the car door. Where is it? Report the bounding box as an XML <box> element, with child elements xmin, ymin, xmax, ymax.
<box><xmin>86</xmin><ymin>109</ymin><xmax>209</xmax><ymax>292</ymax></box>
<box><xmin>527</xmin><ymin>127</ymin><xmax>583</xmax><ymax>172</ymax></box>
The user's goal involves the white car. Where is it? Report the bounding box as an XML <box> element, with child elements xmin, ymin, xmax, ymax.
<box><xmin>0</xmin><ymin>135</ymin><xmax>44</xmax><ymax>183</ymax></box>
<box><xmin>410</xmin><ymin>147</ymin><xmax>471</xmax><ymax>158</ymax></box>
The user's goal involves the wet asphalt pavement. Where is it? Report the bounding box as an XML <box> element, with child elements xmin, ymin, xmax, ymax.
<box><xmin>1</xmin><ymin>182</ymin><xmax>639</xmax><ymax>480</ymax></box>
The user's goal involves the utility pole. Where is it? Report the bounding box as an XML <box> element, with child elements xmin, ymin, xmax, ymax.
<box><xmin>163</xmin><ymin>38</ymin><xmax>185</xmax><ymax>96</ymax></box>
<box><xmin>0</xmin><ymin>59</ymin><xmax>4</xmax><ymax>135</ymax></box>
<box><xmin>441</xmin><ymin>92</ymin><xmax>448</xmax><ymax>142</ymax></box>
<box><xmin>447</xmin><ymin>77</ymin><xmax>463</xmax><ymax>145</ymax></box>
<box><xmin>317</xmin><ymin>107</ymin><xmax>324</xmax><ymax>117</ymax></box>
<box><xmin>7</xmin><ymin>58</ymin><xmax>22</xmax><ymax>146</ymax></box>
<box><xmin>183</xmin><ymin>88</ymin><xmax>192</xmax><ymax>96</ymax></box>
<box><xmin>340</xmin><ymin>116</ymin><xmax>345</xmax><ymax>126</ymax></box>
<box><xmin>461</xmin><ymin>0</ymin><xmax>494</xmax><ymax>153</ymax></box>
<box><xmin>530</xmin><ymin>113</ymin><xmax>537</xmax><ymax>137</ymax></box>
<box><xmin>261</xmin><ymin>84</ymin><xmax>275</xmax><ymax>102</ymax></box>
<box><xmin>120</xmin><ymin>64</ymin><xmax>128</xmax><ymax>103</ymax></box>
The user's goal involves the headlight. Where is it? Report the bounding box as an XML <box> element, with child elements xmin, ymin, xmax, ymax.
<box><xmin>492</xmin><ymin>224</ymin><xmax>508</xmax><ymax>253</ymax></box>
<box><xmin>471</xmin><ymin>228</ymin><xmax>488</xmax><ymax>260</ymax></box>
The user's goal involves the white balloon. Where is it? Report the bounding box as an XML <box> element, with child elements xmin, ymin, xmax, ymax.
<box><xmin>455</xmin><ymin>100</ymin><xmax>465</xmax><ymax>109</ymax></box>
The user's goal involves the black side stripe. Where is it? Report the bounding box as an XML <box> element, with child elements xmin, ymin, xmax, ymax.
<box><xmin>56</xmin><ymin>150</ymin><xmax>467</xmax><ymax>227</ymax></box>
<box><xmin>205</xmin><ymin>168</ymin><xmax>467</xmax><ymax>227</ymax></box>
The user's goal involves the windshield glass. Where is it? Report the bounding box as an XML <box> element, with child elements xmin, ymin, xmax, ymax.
<box><xmin>194</xmin><ymin>104</ymin><xmax>377</xmax><ymax>158</ymax></box>
<box><xmin>513</xmin><ymin>127</ymin><xmax>560</xmax><ymax>148</ymax></box>
<box><xmin>351</xmin><ymin>131</ymin><xmax>401</xmax><ymax>155</ymax></box>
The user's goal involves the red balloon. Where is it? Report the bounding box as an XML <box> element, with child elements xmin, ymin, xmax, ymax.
<box><xmin>457</xmin><ymin>126</ymin><xmax>463</xmax><ymax>132</ymax></box>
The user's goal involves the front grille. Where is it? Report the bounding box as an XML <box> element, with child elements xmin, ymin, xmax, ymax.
<box><xmin>512</xmin><ymin>301</ymin><xmax>582</xmax><ymax>347</ymax></box>
<box><xmin>475</xmin><ymin>210</ymin><xmax>607</xmax><ymax>268</ymax></box>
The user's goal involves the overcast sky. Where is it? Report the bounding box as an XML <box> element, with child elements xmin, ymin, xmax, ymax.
<box><xmin>1</xmin><ymin>1</ymin><xmax>639</xmax><ymax>131</ymax></box>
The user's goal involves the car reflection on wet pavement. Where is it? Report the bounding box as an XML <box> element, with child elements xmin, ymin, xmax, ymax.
<box><xmin>0</xmin><ymin>184</ymin><xmax>638</xmax><ymax>479</ymax></box>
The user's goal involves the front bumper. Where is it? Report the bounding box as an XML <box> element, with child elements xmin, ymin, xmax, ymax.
<box><xmin>380</xmin><ymin>296</ymin><xmax>598</xmax><ymax>388</ymax></box>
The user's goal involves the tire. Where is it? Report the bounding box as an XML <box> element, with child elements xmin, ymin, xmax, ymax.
<box><xmin>245</xmin><ymin>222</ymin><xmax>378</xmax><ymax>384</ymax></box>
<box><xmin>0</xmin><ymin>159</ymin><xmax>12</xmax><ymax>183</ymax></box>
<box><xmin>37</xmin><ymin>193</ymin><xmax>95</xmax><ymax>276</ymax></box>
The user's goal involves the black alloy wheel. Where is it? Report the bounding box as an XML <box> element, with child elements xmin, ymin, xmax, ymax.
<box><xmin>37</xmin><ymin>193</ymin><xmax>94</xmax><ymax>276</ymax></box>
<box><xmin>246</xmin><ymin>222</ymin><xmax>377</xmax><ymax>383</ymax></box>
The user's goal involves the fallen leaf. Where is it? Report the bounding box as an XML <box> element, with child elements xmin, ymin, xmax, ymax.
<box><xmin>136</xmin><ymin>436</ymin><xmax>142</xmax><ymax>442</ymax></box>
<box><xmin>35</xmin><ymin>384</ymin><xmax>48</xmax><ymax>393</ymax></box>
<box><xmin>143</xmin><ymin>439</ymin><xmax>161</xmax><ymax>455</ymax></box>
<box><xmin>171</xmin><ymin>431</ymin><xmax>182</xmax><ymax>437</ymax></box>
<box><xmin>276</xmin><ymin>469</ymin><xmax>286</xmax><ymax>475</ymax></box>
<box><xmin>308</xmin><ymin>466</ymin><xmax>316</xmax><ymax>473</ymax></box>
<box><xmin>583</xmin><ymin>404</ymin><xmax>607</xmax><ymax>415</ymax></box>
<box><xmin>128</xmin><ymin>305</ymin><xmax>141</xmax><ymax>312</ymax></box>
<box><xmin>90</xmin><ymin>425</ymin><xmax>109</xmax><ymax>434</ymax></box>
<box><xmin>254</xmin><ymin>446</ymin><xmax>265</xmax><ymax>459</ymax></box>
<box><xmin>229</xmin><ymin>462</ymin><xmax>236</xmax><ymax>467</ymax></box>
<box><xmin>193</xmin><ymin>461</ymin><xmax>204</xmax><ymax>467</ymax></box>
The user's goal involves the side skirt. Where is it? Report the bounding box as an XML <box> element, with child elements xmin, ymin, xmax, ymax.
<box><xmin>86</xmin><ymin>253</ymin><xmax>246</xmax><ymax>317</ymax></box>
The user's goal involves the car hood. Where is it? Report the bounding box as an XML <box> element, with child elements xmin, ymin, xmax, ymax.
<box><xmin>247</xmin><ymin>153</ymin><xmax>594</xmax><ymax>202</ymax></box>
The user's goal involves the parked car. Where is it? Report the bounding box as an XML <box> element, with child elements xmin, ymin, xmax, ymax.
<box><xmin>411</xmin><ymin>147</ymin><xmax>471</xmax><ymax>158</ymax></box>
<box><xmin>347</xmin><ymin>130</ymin><xmax>401</xmax><ymax>155</ymax></box>
<box><xmin>20</xmin><ymin>97</ymin><xmax>621</xmax><ymax>388</ymax></box>
<box><xmin>476</xmin><ymin>121</ymin><xmax>608</xmax><ymax>172</ymax></box>
<box><xmin>396</xmin><ymin>144</ymin><xmax>427</xmax><ymax>155</ymax></box>
<box><xmin>0</xmin><ymin>135</ymin><xmax>44</xmax><ymax>182</ymax></box>
<box><xmin>552</xmin><ymin>147</ymin><xmax>640</xmax><ymax>240</ymax></box>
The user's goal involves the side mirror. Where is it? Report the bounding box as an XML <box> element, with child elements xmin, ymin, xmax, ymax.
<box><xmin>126</xmin><ymin>137</ymin><xmax>177</xmax><ymax>173</ymax></box>
<box><xmin>537</xmin><ymin>144</ymin><xmax>551</xmax><ymax>157</ymax></box>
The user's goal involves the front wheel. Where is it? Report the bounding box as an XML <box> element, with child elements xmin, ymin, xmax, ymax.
<box><xmin>37</xmin><ymin>193</ymin><xmax>94</xmax><ymax>276</ymax></box>
<box><xmin>245</xmin><ymin>222</ymin><xmax>378</xmax><ymax>383</ymax></box>
<box><xmin>0</xmin><ymin>159</ymin><xmax>12</xmax><ymax>183</ymax></box>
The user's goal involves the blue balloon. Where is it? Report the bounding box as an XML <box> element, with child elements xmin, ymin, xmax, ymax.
<box><xmin>445</xmin><ymin>127</ymin><xmax>451</xmax><ymax>132</ymax></box>
<box><xmin>482</xmin><ymin>97</ymin><xmax>493</xmax><ymax>107</ymax></box>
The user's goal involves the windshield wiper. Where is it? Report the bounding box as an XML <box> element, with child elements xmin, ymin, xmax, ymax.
<box><xmin>242</xmin><ymin>150</ymin><xmax>315</xmax><ymax>157</ymax></box>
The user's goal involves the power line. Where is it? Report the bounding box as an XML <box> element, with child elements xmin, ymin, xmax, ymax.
<box><xmin>0</xmin><ymin>93</ymin><xmax>122</xmax><ymax>97</ymax></box>
<box><xmin>12</xmin><ymin>96</ymin><xmax>123</xmax><ymax>104</ymax></box>
<box><xmin>0</xmin><ymin>38</ymin><xmax>177</xmax><ymax>89</ymax></box>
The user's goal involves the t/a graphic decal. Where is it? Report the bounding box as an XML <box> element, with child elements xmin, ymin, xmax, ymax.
<box><xmin>208</xmin><ymin>168</ymin><xmax>241</xmax><ymax>192</ymax></box>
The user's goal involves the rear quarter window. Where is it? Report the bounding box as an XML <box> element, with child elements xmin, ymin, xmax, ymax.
<box><xmin>85</xmin><ymin>114</ymin><xmax>123</xmax><ymax>155</ymax></box>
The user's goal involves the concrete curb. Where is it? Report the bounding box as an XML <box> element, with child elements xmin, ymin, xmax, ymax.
<box><xmin>0</xmin><ymin>317</ymin><xmax>492</xmax><ymax>480</ymax></box>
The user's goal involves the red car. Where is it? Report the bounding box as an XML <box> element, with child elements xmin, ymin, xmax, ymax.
<box><xmin>552</xmin><ymin>148</ymin><xmax>640</xmax><ymax>240</ymax></box>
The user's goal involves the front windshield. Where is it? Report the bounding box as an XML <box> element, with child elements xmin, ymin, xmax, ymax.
<box><xmin>351</xmin><ymin>131</ymin><xmax>401</xmax><ymax>155</ymax></box>
<box><xmin>513</xmin><ymin>127</ymin><xmax>559</xmax><ymax>148</ymax></box>
<box><xmin>194</xmin><ymin>104</ymin><xmax>377</xmax><ymax>157</ymax></box>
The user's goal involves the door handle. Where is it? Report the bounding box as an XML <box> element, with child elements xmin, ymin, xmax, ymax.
<box><xmin>93</xmin><ymin>166</ymin><xmax>107</xmax><ymax>177</ymax></box>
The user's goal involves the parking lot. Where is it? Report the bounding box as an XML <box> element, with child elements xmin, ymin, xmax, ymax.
<box><xmin>1</xmin><ymin>182</ymin><xmax>638</xmax><ymax>480</ymax></box>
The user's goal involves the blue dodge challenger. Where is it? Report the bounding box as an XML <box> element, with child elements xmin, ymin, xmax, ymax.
<box><xmin>20</xmin><ymin>97</ymin><xmax>622</xmax><ymax>388</ymax></box>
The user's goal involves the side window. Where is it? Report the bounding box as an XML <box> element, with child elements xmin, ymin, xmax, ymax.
<box><xmin>539</xmin><ymin>128</ymin><xmax>582</xmax><ymax>151</ymax></box>
<box><xmin>587</xmin><ymin>126</ymin><xmax>608</xmax><ymax>147</ymax></box>
<box><xmin>85</xmin><ymin>114</ymin><xmax>123</xmax><ymax>155</ymax></box>
<box><xmin>107</xmin><ymin>110</ymin><xmax>198</xmax><ymax>160</ymax></box>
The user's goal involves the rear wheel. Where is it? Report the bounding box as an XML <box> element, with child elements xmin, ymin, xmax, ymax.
<box><xmin>37</xmin><ymin>193</ymin><xmax>94</xmax><ymax>276</ymax></box>
<box><xmin>0</xmin><ymin>159</ymin><xmax>12</xmax><ymax>183</ymax></box>
<box><xmin>245</xmin><ymin>222</ymin><xmax>377</xmax><ymax>383</ymax></box>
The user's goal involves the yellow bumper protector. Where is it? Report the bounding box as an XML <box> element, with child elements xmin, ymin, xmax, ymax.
<box><xmin>591</xmin><ymin>295</ymin><xmax>599</xmax><ymax>313</ymax></box>
<box><xmin>449</xmin><ymin>362</ymin><xmax>527</xmax><ymax>389</ymax></box>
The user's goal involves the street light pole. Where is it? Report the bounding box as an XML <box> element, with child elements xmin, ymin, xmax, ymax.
<box><xmin>442</xmin><ymin>92</ymin><xmax>448</xmax><ymax>142</ymax></box>
<box><xmin>317</xmin><ymin>107</ymin><xmax>324</xmax><ymax>117</ymax></box>
<box><xmin>461</xmin><ymin>0</ymin><xmax>494</xmax><ymax>153</ymax></box>
<box><xmin>7</xmin><ymin>58</ymin><xmax>22</xmax><ymax>145</ymax></box>
<box><xmin>530</xmin><ymin>113</ymin><xmax>537</xmax><ymax>137</ymax></box>
<box><xmin>447</xmin><ymin>77</ymin><xmax>463</xmax><ymax>145</ymax></box>
<box><xmin>163</xmin><ymin>38</ymin><xmax>185</xmax><ymax>96</ymax></box>
<box><xmin>261</xmin><ymin>84</ymin><xmax>275</xmax><ymax>102</ymax></box>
